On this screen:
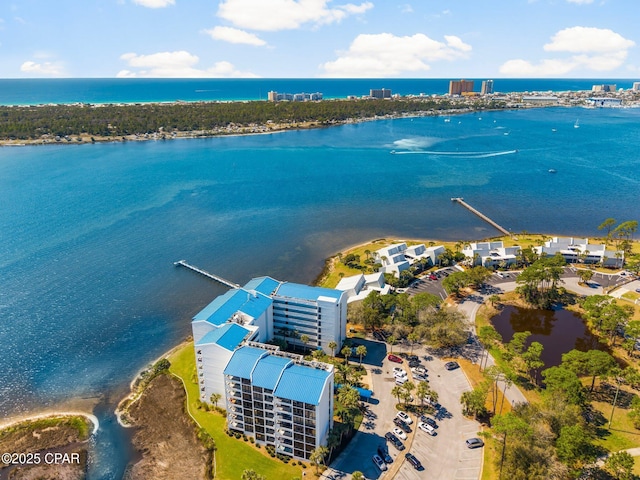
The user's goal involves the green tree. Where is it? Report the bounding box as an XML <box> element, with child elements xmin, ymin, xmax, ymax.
<box><xmin>407</xmin><ymin>332</ymin><xmax>419</xmax><ymax>355</ymax></box>
<box><xmin>387</xmin><ymin>335</ymin><xmax>397</xmax><ymax>354</ymax></box>
<box><xmin>416</xmin><ymin>381</ymin><xmax>431</xmax><ymax>406</ymax></box>
<box><xmin>341</xmin><ymin>346</ymin><xmax>352</xmax><ymax>365</ymax></box>
<box><xmin>391</xmin><ymin>385</ymin><xmax>404</xmax><ymax>405</ymax></box>
<box><xmin>555</xmin><ymin>424</ymin><xmax>594</xmax><ymax>469</ymax></box>
<box><xmin>477</xmin><ymin>325</ymin><xmax>502</xmax><ymax>371</ymax></box>
<box><xmin>461</xmin><ymin>382</ymin><xmax>489</xmax><ymax>418</ymax></box>
<box><xmin>442</xmin><ymin>271</ymin><xmax>469</xmax><ymax>296</ymax></box>
<box><xmin>401</xmin><ymin>381</ymin><xmax>415</xmax><ymax>405</ymax></box>
<box><xmin>355</xmin><ymin>345</ymin><xmax>367</xmax><ymax>365</ymax></box>
<box><xmin>522</xmin><ymin>341</ymin><xmax>545</xmax><ymax>385</ymax></box>
<box><xmin>628</xmin><ymin>396</ymin><xmax>640</xmax><ymax>429</ymax></box>
<box><xmin>310</xmin><ymin>445</ymin><xmax>329</xmax><ymax>474</ymax></box>
<box><xmin>598</xmin><ymin>217</ymin><xmax>617</xmax><ymax>246</ymax></box>
<box><xmin>561</xmin><ymin>349</ymin><xmax>616</xmax><ymax>392</ymax></box>
<box><xmin>577</xmin><ymin>269</ymin><xmax>594</xmax><ymax>284</ymax></box>
<box><xmin>328</xmin><ymin>340</ymin><xmax>338</xmax><ymax>357</ymax></box>
<box><xmin>541</xmin><ymin>366</ymin><xmax>584</xmax><ymax>405</ymax></box>
<box><xmin>515</xmin><ymin>254</ymin><xmax>566</xmax><ymax>308</ymax></box>
<box><xmin>352</xmin><ymin>471</ymin><xmax>365</xmax><ymax>480</ymax></box>
<box><xmin>605</xmin><ymin>451</ymin><xmax>635</xmax><ymax>480</ymax></box>
<box><xmin>300</xmin><ymin>334</ymin><xmax>310</xmax><ymax>352</ymax></box>
<box><xmin>209</xmin><ymin>393</ymin><xmax>221</xmax><ymax>407</ymax></box>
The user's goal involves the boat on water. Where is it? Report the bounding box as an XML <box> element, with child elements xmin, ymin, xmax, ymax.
<box><xmin>444</xmin><ymin>116</ymin><xmax>451</xmax><ymax>123</ymax></box>
<box><xmin>549</xmin><ymin>169</ymin><xmax>557</xmax><ymax>174</ymax></box>
<box><xmin>551</xmin><ymin>128</ymin><xmax>557</xmax><ymax>132</ymax></box>
<box><xmin>574</xmin><ymin>119</ymin><xmax>580</xmax><ymax>129</ymax></box>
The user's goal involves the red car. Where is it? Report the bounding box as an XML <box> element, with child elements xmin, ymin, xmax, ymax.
<box><xmin>388</xmin><ymin>354</ymin><xmax>403</xmax><ymax>363</ymax></box>
<box><xmin>429</xmin><ymin>274</ymin><xmax>437</xmax><ymax>280</ymax></box>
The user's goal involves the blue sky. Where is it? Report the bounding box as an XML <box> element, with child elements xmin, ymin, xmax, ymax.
<box><xmin>1</xmin><ymin>0</ymin><xmax>638</xmax><ymax>78</ymax></box>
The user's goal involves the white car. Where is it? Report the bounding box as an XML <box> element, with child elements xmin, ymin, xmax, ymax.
<box><xmin>372</xmin><ymin>454</ymin><xmax>387</xmax><ymax>471</ymax></box>
<box><xmin>418</xmin><ymin>422</ymin><xmax>436</xmax><ymax>436</ymax></box>
<box><xmin>392</xmin><ymin>427</ymin><xmax>407</xmax><ymax>440</ymax></box>
<box><xmin>395</xmin><ymin>376</ymin><xmax>407</xmax><ymax>385</ymax></box>
<box><xmin>394</xmin><ymin>371</ymin><xmax>408</xmax><ymax>379</ymax></box>
<box><xmin>396</xmin><ymin>411</ymin><xmax>413</xmax><ymax>425</ymax></box>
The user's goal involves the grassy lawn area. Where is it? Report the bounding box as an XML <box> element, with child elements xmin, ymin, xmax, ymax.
<box><xmin>622</xmin><ymin>291</ymin><xmax>640</xmax><ymax>302</ymax></box>
<box><xmin>592</xmin><ymin>396</ymin><xmax>640</xmax><ymax>454</ymax></box>
<box><xmin>168</xmin><ymin>343</ymin><xmax>304</xmax><ymax>480</ymax></box>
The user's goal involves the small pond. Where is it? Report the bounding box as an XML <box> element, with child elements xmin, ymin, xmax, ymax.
<box><xmin>490</xmin><ymin>305</ymin><xmax>606</xmax><ymax>368</ymax></box>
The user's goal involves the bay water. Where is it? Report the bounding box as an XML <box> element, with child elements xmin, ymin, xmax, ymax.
<box><xmin>1</xmin><ymin>105</ymin><xmax>640</xmax><ymax>478</ymax></box>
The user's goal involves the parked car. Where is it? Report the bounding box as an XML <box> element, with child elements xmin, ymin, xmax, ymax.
<box><xmin>392</xmin><ymin>427</ymin><xmax>407</xmax><ymax>440</ymax></box>
<box><xmin>372</xmin><ymin>454</ymin><xmax>387</xmax><ymax>471</ymax></box>
<box><xmin>420</xmin><ymin>416</ymin><xmax>438</xmax><ymax>428</ymax></box>
<box><xmin>373</xmin><ymin>330</ymin><xmax>386</xmax><ymax>341</ymax></box>
<box><xmin>405</xmin><ymin>453</ymin><xmax>423</xmax><ymax>470</ymax></box>
<box><xmin>407</xmin><ymin>355</ymin><xmax>419</xmax><ymax>361</ymax></box>
<box><xmin>393</xmin><ymin>367</ymin><xmax>405</xmax><ymax>375</ymax></box>
<box><xmin>466</xmin><ymin>437</ymin><xmax>485</xmax><ymax>449</ymax></box>
<box><xmin>396</xmin><ymin>411</ymin><xmax>413</xmax><ymax>424</ymax></box>
<box><xmin>385</xmin><ymin>432</ymin><xmax>405</xmax><ymax>451</ymax></box>
<box><xmin>444</xmin><ymin>361</ymin><xmax>460</xmax><ymax>371</ymax></box>
<box><xmin>388</xmin><ymin>354</ymin><xmax>403</xmax><ymax>363</ymax></box>
<box><xmin>412</xmin><ymin>366</ymin><xmax>427</xmax><ymax>375</ymax></box>
<box><xmin>429</xmin><ymin>274</ymin><xmax>437</xmax><ymax>280</ymax></box>
<box><xmin>393</xmin><ymin>418</ymin><xmax>412</xmax><ymax>433</ymax></box>
<box><xmin>377</xmin><ymin>445</ymin><xmax>393</xmax><ymax>464</ymax></box>
<box><xmin>408</xmin><ymin>360</ymin><xmax>421</xmax><ymax>368</ymax></box>
<box><xmin>418</xmin><ymin>422</ymin><xmax>436</xmax><ymax>436</ymax></box>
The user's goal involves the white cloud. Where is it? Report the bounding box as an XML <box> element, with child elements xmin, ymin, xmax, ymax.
<box><xmin>204</xmin><ymin>26</ymin><xmax>266</xmax><ymax>46</ymax></box>
<box><xmin>217</xmin><ymin>0</ymin><xmax>373</xmax><ymax>31</ymax></box>
<box><xmin>544</xmin><ymin>26</ymin><xmax>634</xmax><ymax>53</ymax></box>
<box><xmin>566</xmin><ymin>0</ymin><xmax>594</xmax><ymax>4</ymax></box>
<box><xmin>320</xmin><ymin>33</ymin><xmax>472</xmax><ymax>77</ymax></box>
<box><xmin>117</xmin><ymin>51</ymin><xmax>258</xmax><ymax>77</ymax></box>
<box><xmin>132</xmin><ymin>0</ymin><xmax>175</xmax><ymax>7</ymax></box>
<box><xmin>20</xmin><ymin>60</ymin><xmax>65</xmax><ymax>76</ymax></box>
<box><xmin>400</xmin><ymin>4</ymin><xmax>413</xmax><ymax>14</ymax></box>
<box><xmin>500</xmin><ymin>26</ymin><xmax>635</xmax><ymax>76</ymax></box>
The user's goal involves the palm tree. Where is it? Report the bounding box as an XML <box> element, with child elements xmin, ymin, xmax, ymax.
<box><xmin>352</xmin><ymin>472</ymin><xmax>365</xmax><ymax>480</ymax></box>
<box><xmin>326</xmin><ymin>429</ymin><xmax>340</xmax><ymax>461</ymax></box>
<box><xmin>356</xmin><ymin>345</ymin><xmax>367</xmax><ymax>365</ymax></box>
<box><xmin>341</xmin><ymin>346</ymin><xmax>352</xmax><ymax>365</ymax></box>
<box><xmin>407</xmin><ymin>332</ymin><xmax>419</xmax><ymax>355</ymax></box>
<box><xmin>210</xmin><ymin>393</ymin><xmax>221</xmax><ymax>408</ymax></box>
<box><xmin>416</xmin><ymin>381</ymin><xmax>430</xmax><ymax>406</ymax></box>
<box><xmin>328</xmin><ymin>340</ymin><xmax>338</xmax><ymax>357</ymax></box>
<box><xmin>402</xmin><ymin>381</ymin><xmax>415</xmax><ymax>405</ymax></box>
<box><xmin>391</xmin><ymin>385</ymin><xmax>403</xmax><ymax>405</ymax></box>
<box><xmin>387</xmin><ymin>335</ymin><xmax>397</xmax><ymax>354</ymax></box>
<box><xmin>310</xmin><ymin>445</ymin><xmax>329</xmax><ymax>474</ymax></box>
<box><xmin>300</xmin><ymin>334</ymin><xmax>310</xmax><ymax>353</ymax></box>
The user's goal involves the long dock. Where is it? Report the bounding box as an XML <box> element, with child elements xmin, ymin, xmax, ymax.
<box><xmin>174</xmin><ymin>260</ymin><xmax>240</xmax><ymax>289</ymax></box>
<box><xmin>451</xmin><ymin>197</ymin><xmax>511</xmax><ymax>236</ymax></box>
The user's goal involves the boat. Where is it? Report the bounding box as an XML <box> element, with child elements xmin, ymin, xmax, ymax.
<box><xmin>551</xmin><ymin>128</ymin><xmax>557</xmax><ymax>132</ymax></box>
<box><xmin>548</xmin><ymin>169</ymin><xmax>557</xmax><ymax>174</ymax></box>
<box><xmin>444</xmin><ymin>116</ymin><xmax>451</xmax><ymax>123</ymax></box>
<box><xmin>574</xmin><ymin>119</ymin><xmax>580</xmax><ymax>129</ymax></box>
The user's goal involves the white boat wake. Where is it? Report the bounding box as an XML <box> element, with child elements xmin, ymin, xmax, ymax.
<box><xmin>391</xmin><ymin>149</ymin><xmax>518</xmax><ymax>158</ymax></box>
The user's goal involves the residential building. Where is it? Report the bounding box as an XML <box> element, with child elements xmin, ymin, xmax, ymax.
<box><xmin>534</xmin><ymin>237</ymin><xmax>624</xmax><ymax>267</ymax></box>
<box><xmin>521</xmin><ymin>96</ymin><xmax>559</xmax><ymax>105</ymax></box>
<box><xmin>370</xmin><ymin>88</ymin><xmax>391</xmax><ymax>99</ymax></box>
<box><xmin>633</xmin><ymin>82</ymin><xmax>640</xmax><ymax>91</ymax></box>
<box><xmin>335</xmin><ymin>272</ymin><xmax>391</xmax><ymax>303</ymax></box>
<box><xmin>462</xmin><ymin>241</ymin><xmax>521</xmax><ymax>268</ymax></box>
<box><xmin>587</xmin><ymin>97</ymin><xmax>622</xmax><ymax>107</ymax></box>
<box><xmin>192</xmin><ymin>276</ymin><xmax>347</xmax><ymax>409</ymax></box>
<box><xmin>224</xmin><ymin>344</ymin><xmax>334</xmax><ymax>460</ymax></box>
<box><xmin>481</xmin><ymin>80</ymin><xmax>494</xmax><ymax>95</ymax></box>
<box><xmin>592</xmin><ymin>84</ymin><xmax>617</xmax><ymax>93</ymax></box>
<box><xmin>449</xmin><ymin>79</ymin><xmax>474</xmax><ymax>96</ymax></box>
<box><xmin>373</xmin><ymin>242</ymin><xmax>446</xmax><ymax>276</ymax></box>
<box><xmin>268</xmin><ymin>91</ymin><xmax>322</xmax><ymax>102</ymax></box>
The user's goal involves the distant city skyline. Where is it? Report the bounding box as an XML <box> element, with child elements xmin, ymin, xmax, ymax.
<box><xmin>1</xmin><ymin>0</ymin><xmax>638</xmax><ymax>79</ymax></box>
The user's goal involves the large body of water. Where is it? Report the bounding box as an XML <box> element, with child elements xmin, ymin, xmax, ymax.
<box><xmin>0</xmin><ymin>78</ymin><xmax>638</xmax><ymax>105</ymax></box>
<box><xmin>1</xmin><ymin>82</ymin><xmax>640</xmax><ymax>478</ymax></box>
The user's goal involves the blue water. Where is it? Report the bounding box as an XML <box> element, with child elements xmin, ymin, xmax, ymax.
<box><xmin>0</xmin><ymin>78</ymin><xmax>637</xmax><ymax>105</ymax></box>
<box><xmin>1</xmin><ymin>105</ymin><xmax>640</xmax><ymax>478</ymax></box>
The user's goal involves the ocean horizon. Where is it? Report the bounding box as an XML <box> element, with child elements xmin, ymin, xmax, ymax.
<box><xmin>0</xmin><ymin>77</ymin><xmax>638</xmax><ymax>106</ymax></box>
<box><xmin>2</xmin><ymin>87</ymin><xmax>640</xmax><ymax>478</ymax></box>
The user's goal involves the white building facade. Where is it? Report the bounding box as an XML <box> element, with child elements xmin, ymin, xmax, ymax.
<box><xmin>534</xmin><ymin>237</ymin><xmax>624</xmax><ymax>267</ymax></box>
<box><xmin>462</xmin><ymin>241</ymin><xmax>521</xmax><ymax>268</ymax></box>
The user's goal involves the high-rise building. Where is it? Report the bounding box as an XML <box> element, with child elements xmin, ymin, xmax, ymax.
<box><xmin>632</xmin><ymin>82</ymin><xmax>640</xmax><ymax>91</ymax></box>
<box><xmin>370</xmin><ymin>88</ymin><xmax>391</xmax><ymax>99</ymax></box>
<box><xmin>449</xmin><ymin>79</ymin><xmax>474</xmax><ymax>96</ymax></box>
<box><xmin>481</xmin><ymin>80</ymin><xmax>494</xmax><ymax>95</ymax></box>
<box><xmin>224</xmin><ymin>345</ymin><xmax>334</xmax><ymax>460</ymax></box>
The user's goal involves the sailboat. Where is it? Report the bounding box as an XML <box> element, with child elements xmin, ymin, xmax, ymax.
<box><xmin>444</xmin><ymin>116</ymin><xmax>451</xmax><ymax>123</ymax></box>
<box><xmin>574</xmin><ymin>119</ymin><xmax>580</xmax><ymax>129</ymax></box>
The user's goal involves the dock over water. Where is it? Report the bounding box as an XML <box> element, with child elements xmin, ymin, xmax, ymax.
<box><xmin>451</xmin><ymin>197</ymin><xmax>511</xmax><ymax>236</ymax></box>
<box><xmin>174</xmin><ymin>260</ymin><xmax>240</xmax><ymax>289</ymax></box>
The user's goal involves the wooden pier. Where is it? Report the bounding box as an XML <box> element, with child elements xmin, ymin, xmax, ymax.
<box><xmin>174</xmin><ymin>260</ymin><xmax>240</xmax><ymax>289</ymax></box>
<box><xmin>451</xmin><ymin>197</ymin><xmax>511</xmax><ymax>236</ymax></box>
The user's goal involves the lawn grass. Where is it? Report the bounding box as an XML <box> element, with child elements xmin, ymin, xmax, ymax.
<box><xmin>592</xmin><ymin>396</ymin><xmax>640</xmax><ymax>454</ymax></box>
<box><xmin>168</xmin><ymin>343</ymin><xmax>304</xmax><ymax>480</ymax></box>
<box><xmin>480</xmin><ymin>435</ymin><xmax>500</xmax><ymax>480</ymax></box>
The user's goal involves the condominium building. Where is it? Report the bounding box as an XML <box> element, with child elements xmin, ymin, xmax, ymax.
<box><xmin>373</xmin><ymin>242</ymin><xmax>445</xmax><ymax>276</ymax></box>
<box><xmin>481</xmin><ymin>80</ymin><xmax>494</xmax><ymax>95</ymax></box>
<box><xmin>592</xmin><ymin>84</ymin><xmax>617</xmax><ymax>93</ymax></box>
<box><xmin>633</xmin><ymin>82</ymin><xmax>640</xmax><ymax>91</ymax></box>
<box><xmin>370</xmin><ymin>88</ymin><xmax>391</xmax><ymax>99</ymax></box>
<box><xmin>534</xmin><ymin>237</ymin><xmax>624</xmax><ymax>267</ymax></box>
<box><xmin>462</xmin><ymin>241</ymin><xmax>521</xmax><ymax>268</ymax></box>
<box><xmin>192</xmin><ymin>276</ymin><xmax>346</xmax><ymax>408</ymax></box>
<box><xmin>449</xmin><ymin>79</ymin><xmax>474</xmax><ymax>96</ymax></box>
<box><xmin>224</xmin><ymin>345</ymin><xmax>334</xmax><ymax>460</ymax></box>
<box><xmin>268</xmin><ymin>91</ymin><xmax>323</xmax><ymax>102</ymax></box>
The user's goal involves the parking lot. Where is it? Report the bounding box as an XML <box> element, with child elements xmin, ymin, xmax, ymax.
<box><xmin>324</xmin><ymin>342</ymin><xmax>483</xmax><ymax>480</ymax></box>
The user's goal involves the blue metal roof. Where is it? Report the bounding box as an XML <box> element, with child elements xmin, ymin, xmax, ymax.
<box><xmin>251</xmin><ymin>355</ymin><xmax>292</xmax><ymax>390</ymax></box>
<box><xmin>237</xmin><ymin>291</ymin><xmax>273</xmax><ymax>319</ymax></box>
<box><xmin>195</xmin><ymin>323</ymin><xmax>250</xmax><ymax>351</ymax></box>
<box><xmin>243</xmin><ymin>276</ymin><xmax>281</xmax><ymax>296</ymax></box>
<box><xmin>224</xmin><ymin>346</ymin><xmax>267</xmax><ymax>379</ymax></box>
<box><xmin>275</xmin><ymin>283</ymin><xmax>344</xmax><ymax>302</ymax></box>
<box><xmin>193</xmin><ymin>289</ymin><xmax>249</xmax><ymax>326</ymax></box>
<box><xmin>274</xmin><ymin>364</ymin><xmax>332</xmax><ymax>405</ymax></box>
